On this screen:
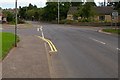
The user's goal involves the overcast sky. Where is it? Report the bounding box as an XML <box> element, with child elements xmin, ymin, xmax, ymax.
<box><xmin>0</xmin><ymin>0</ymin><xmax>105</xmax><ymax>9</ymax></box>
<box><xmin>0</xmin><ymin>0</ymin><xmax>47</xmax><ymax>9</ymax></box>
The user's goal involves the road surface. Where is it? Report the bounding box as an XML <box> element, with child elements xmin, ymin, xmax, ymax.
<box><xmin>2</xmin><ymin>21</ymin><xmax>118</xmax><ymax>78</ymax></box>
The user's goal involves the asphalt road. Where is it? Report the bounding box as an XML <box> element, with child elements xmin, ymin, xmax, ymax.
<box><xmin>2</xmin><ymin>21</ymin><xmax>118</xmax><ymax>78</ymax></box>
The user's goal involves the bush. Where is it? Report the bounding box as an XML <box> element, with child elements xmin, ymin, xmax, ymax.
<box><xmin>18</xmin><ymin>19</ymin><xmax>25</xmax><ymax>24</ymax></box>
<box><xmin>65</xmin><ymin>20</ymin><xmax>74</xmax><ymax>24</ymax></box>
<box><xmin>8</xmin><ymin>18</ymin><xmax>25</xmax><ymax>25</ymax></box>
<box><xmin>59</xmin><ymin>20</ymin><xmax>66</xmax><ymax>24</ymax></box>
<box><xmin>78</xmin><ymin>18</ymin><xmax>93</xmax><ymax>22</ymax></box>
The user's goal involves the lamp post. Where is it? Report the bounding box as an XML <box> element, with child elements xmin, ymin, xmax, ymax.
<box><xmin>15</xmin><ymin>0</ymin><xmax>17</xmax><ymax>47</ymax></box>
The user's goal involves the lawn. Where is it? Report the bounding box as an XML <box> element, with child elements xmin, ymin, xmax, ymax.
<box><xmin>102</xmin><ymin>29</ymin><xmax>120</xmax><ymax>35</ymax></box>
<box><xmin>0</xmin><ymin>32</ymin><xmax>19</xmax><ymax>59</ymax></box>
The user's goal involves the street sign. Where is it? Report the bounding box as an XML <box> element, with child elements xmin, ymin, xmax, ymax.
<box><xmin>112</xmin><ymin>12</ymin><xmax>118</xmax><ymax>17</ymax></box>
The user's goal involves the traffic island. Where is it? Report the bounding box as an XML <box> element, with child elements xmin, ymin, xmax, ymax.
<box><xmin>98</xmin><ymin>28</ymin><xmax>120</xmax><ymax>35</ymax></box>
<box><xmin>102</xmin><ymin>28</ymin><xmax>120</xmax><ymax>35</ymax></box>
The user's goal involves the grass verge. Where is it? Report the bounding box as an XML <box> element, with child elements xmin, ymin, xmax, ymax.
<box><xmin>102</xmin><ymin>29</ymin><xmax>120</xmax><ymax>35</ymax></box>
<box><xmin>0</xmin><ymin>32</ymin><xmax>19</xmax><ymax>59</ymax></box>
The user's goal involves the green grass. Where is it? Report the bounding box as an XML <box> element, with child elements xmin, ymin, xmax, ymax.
<box><xmin>0</xmin><ymin>32</ymin><xmax>19</xmax><ymax>59</ymax></box>
<box><xmin>102</xmin><ymin>29</ymin><xmax>120</xmax><ymax>35</ymax></box>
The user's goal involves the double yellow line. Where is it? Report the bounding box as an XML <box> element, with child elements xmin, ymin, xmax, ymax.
<box><xmin>37</xmin><ymin>36</ymin><xmax>57</xmax><ymax>53</ymax></box>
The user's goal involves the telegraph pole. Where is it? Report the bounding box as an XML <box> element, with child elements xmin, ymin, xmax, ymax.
<box><xmin>15</xmin><ymin>0</ymin><xmax>17</xmax><ymax>47</ymax></box>
<box><xmin>58</xmin><ymin>0</ymin><xmax>59</xmax><ymax>24</ymax></box>
<box><xmin>104</xmin><ymin>0</ymin><xmax>106</xmax><ymax>6</ymax></box>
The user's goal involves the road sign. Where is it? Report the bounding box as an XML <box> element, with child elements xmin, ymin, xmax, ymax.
<box><xmin>112</xmin><ymin>12</ymin><xmax>118</xmax><ymax>17</ymax></box>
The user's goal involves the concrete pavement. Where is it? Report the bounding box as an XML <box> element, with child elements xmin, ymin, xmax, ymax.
<box><xmin>2</xmin><ymin>34</ymin><xmax>51</xmax><ymax>78</ymax></box>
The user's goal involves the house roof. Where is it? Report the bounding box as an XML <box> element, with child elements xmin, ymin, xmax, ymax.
<box><xmin>67</xmin><ymin>7</ymin><xmax>78</xmax><ymax>15</ymax></box>
<box><xmin>67</xmin><ymin>6</ymin><xmax>115</xmax><ymax>15</ymax></box>
<box><xmin>95</xmin><ymin>6</ymin><xmax>114</xmax><ymax>15</ymax></box>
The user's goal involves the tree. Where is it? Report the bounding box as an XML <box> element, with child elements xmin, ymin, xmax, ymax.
<box><xmin>71</xmin><ymin>2</ymin><xmax>83</xmax><ymax>7</ymax></box>
<box><xmin>27</xmin><ymin>3</ymin><xmax>37</xmax><ymax>10</ymax></box>
<box><xmin>74</xmin><ymin>2</ymin><xmax>96</xmax><ymax>21</ymax></box>
<box><xmin>70</xmin><ymin>0</ymin><xmax>82</xmax><ymax>6</ymax></box>
<box><xmin>41</xmin><ymin>2</ymin><xmax>71</xmax><ymax>21</ymax></box>
<box><xmin>19</xmin><ymin>3</ymin><xmax>38</xmax><ymax>20</ymax></box>
<box><xmin>59</xmin><ymin>2</ymin><xmax>71</xmax><ymax>20</ymax></box>
<box><xmin>107</xmin><ymin>1</ymin><xmax>120</xmax><ymax>13</ymax></box>
<box><xmin>2</xmin><ymin>10</ymin><xmax>14</xmax><ymax>22</ymax></box>
<box><xmin>26</xmin><ymin>9</ymin><xmax>35</xmax><ymax>20</ymax></box>
<box><xmin>41</xmin><ymin>2</ymin><xmax>58</xmax><ymax>21</ymax></box>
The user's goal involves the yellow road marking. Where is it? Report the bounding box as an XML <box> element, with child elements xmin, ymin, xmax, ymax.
<box><xmin>37</xmin><ymin>36</ymin><xmax>57</xmax><ymax>53</ymax></box>
<box><xmin>46</xmin><ymin>39</ymin><xmax>57</xmax><ymax>52</ymax></box>
<box><xmin>37</xmin><ymin>36</ymin><xmax>54</xmax><ymax>52</ymax></box>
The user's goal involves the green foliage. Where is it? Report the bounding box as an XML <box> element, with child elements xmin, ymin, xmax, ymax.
<box><xmin>2</xmin><ymin>9</ymin><xmax>25</xmax><ymax>24</ymax></box>
<box><xmin>59</xmin><ymin>2</ymin><xmax>71</xmax><ymax>20</ymax></box>
<box><xmin>103</xmin><ymin>29</ymin><xmax>120</xmax><ymax>35</ymax></box>
<box><xmin>78</xmin><ymin>18</ymin><xmax>92</xmax><ymax>22</ymax></box>
<box><xmin>59</xmin><ymin>19</ymin><xmax>77</xmax><ymax>24</ymax></box>
<box><xmin>59</xmin><ymin>20</ymin><xmax>66</xmax><ymax>24</ymax></box>
<box><xmin>41</xmin><ymin>2</ymin><xmax>70</xmax><ymax>21</ymax></box>
<box><xmin>0</xmin><ymin>32</ymin><xmax>19</xmax><ymax>59</ymax></box>
<box><xmin>19</xmin><ymin>6</ymin><xmax>27</xmax><ymax>19</ymax></box>
<box><xmin>74</xmin><ymin>2</ymin><xmax>96</xmax><ymax>22</ymax></box>
<box><xmin>71</xmin><ymin>2</ymin><xmax>83</xmax><ymax>7</ymax></box>
<box><xmin>19</xmin><ymin>3</ymin><xmax>38</xmax><ymax>20</ymax></box>
<box><xmin>41</xmin><ymin>2</ymin><xmax>58</xmax><ymax>21</ymax></box>
<box><xmin>3</xmin><ymin>10</ymin><xmax>14</xmax><ymax>22</ymax></box>
<box><xmin>65</xmin><ymin>20</ymin><xmax>74</xmax><ymax>24</ymax></box>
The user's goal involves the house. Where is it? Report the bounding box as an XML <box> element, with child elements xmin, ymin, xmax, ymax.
<box><xmin>0</xmin><ymin>13</ymin><xmax>7</xmax><ymax>23</ymax></box>
<box><xmin>67</xmin><ymin>7</ymin><xmax>78</xmax><ymax>20</ymax></box>
<box><xmin>94</xmin><ymin>6</ymin><xmax>114</xmax><ymax>22</ymax></box>
<box><xmin>67</xmin><ymin>6</ymin><xmax>119</xmax><ymax>22</ymax></box>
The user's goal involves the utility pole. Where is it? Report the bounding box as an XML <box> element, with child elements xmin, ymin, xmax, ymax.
<box><xmin>15</xmin><ymin>0</ymin><xmax>17</xmax><ymax>47</ymax></box>
<box><xmin>58</xmin><ymin>0</ymin><xmax>59</xmax><ymax>24</ymax></box>
<box><xmin>104</xmin><ymin>0</ymin><xmax>106</xmax><ymax>6</ymax></box>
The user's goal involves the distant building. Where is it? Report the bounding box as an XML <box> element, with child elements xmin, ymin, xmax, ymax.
<box><xmin>94</xmin><ymin>6</ymin><xmax>114</xmax><ymax>22</ymax></box>
<box><xmin>67</xmin><ymin>6</ymin><xmax>119</xmax><ymax>22</ymax></box>
<box><xmin>67</xmin><ymin>7</ymin><xmax>78</xmax><ymax>20</ymax></box>
<box><xmin>0</xmin><ymin>13</ymin><xmax>7</xmax><ymax>23</ymax></box>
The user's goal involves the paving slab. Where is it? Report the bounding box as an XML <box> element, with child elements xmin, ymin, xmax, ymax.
<box><xmin>2</xmin><ymin>35</ymin><xmax>50</xmax><ymax>78</ymax></box>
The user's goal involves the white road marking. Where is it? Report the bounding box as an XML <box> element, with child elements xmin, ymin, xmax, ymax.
<box><xmin>117</xmin><ymin>48</ymin><xmax>120</xmax><ymax>51</ymax></box>
<box><xmin>36</xmin><ymin>26</ymin><xmax>57</xmax><ymax>53</ymax></box>
<box><xmin>37</xmin><ymin>28</ymin><xmax>40</xmax><ymax>31</ymax></box>
<box><xmin>37</xmin><ymin>26</ymin><xmax>45</xmax><ymax>38</ymax></box>
<box><xmin>89</xmin><ymin>37</ymin><xmax>106</xmax><ymax>45</ymax></box>
<box><xmin>40</xmin><ymin>26</ymin><xmax>45</xmax><ymax>39</ymax></box>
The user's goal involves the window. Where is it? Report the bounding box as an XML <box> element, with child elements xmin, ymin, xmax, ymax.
<box><xmin>99</xmin><ymin>15</ymin><xmax>105</xmax><ymax>21</ymax></box>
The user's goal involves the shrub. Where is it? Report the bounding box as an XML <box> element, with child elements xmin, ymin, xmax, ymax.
<box><xmin>65</xmin><ymin>20</ymin><xmax>74</xmax><ymax>24</ymax></box>
<box><xmin>78</xmin><ymin>18</ymin><xmax>93</xmax><ymax>22</ymax></box>
<box><xmin>59</xmin><ymin>20</ymin><xmax>66</xmax><ymax>24</ymax></box>
<box><xmin>18</xmin><ymin>19</ymin><xmax>25</xmax><ymax>24</ymax></box>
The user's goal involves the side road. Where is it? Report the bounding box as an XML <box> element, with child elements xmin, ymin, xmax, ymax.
<box><xmin>2</xmin><ymin>35</ymin><xmax>51</xmax><ymax>78</ymax></box>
